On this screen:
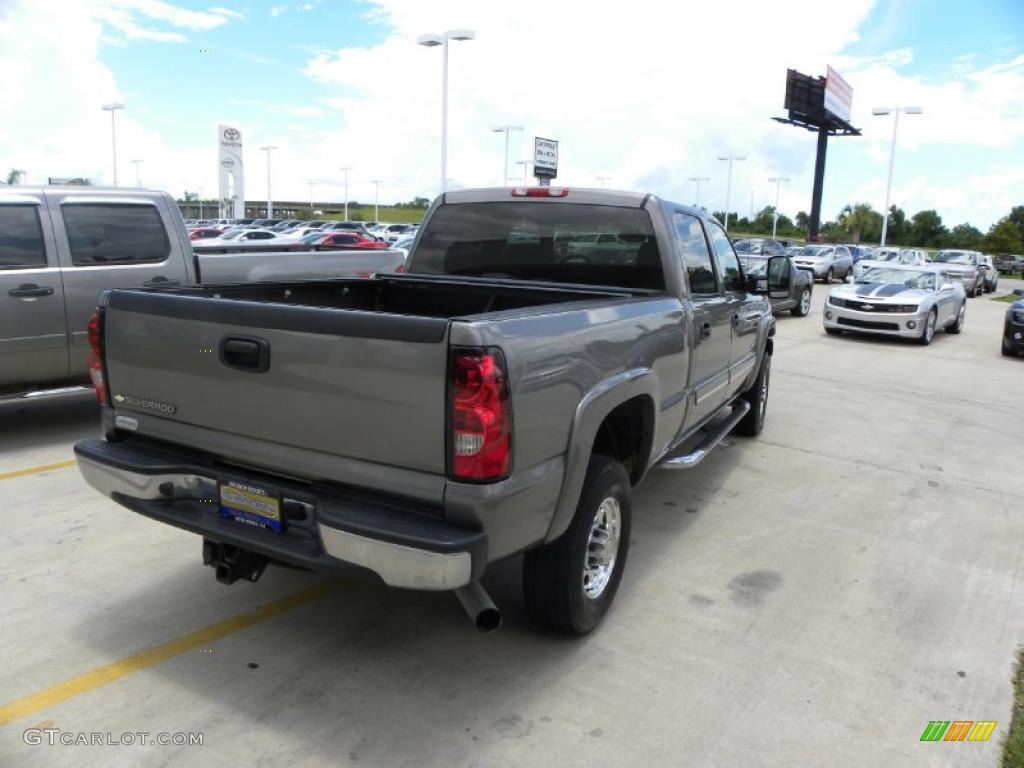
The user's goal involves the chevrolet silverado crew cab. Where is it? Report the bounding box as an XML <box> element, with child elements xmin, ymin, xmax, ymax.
<box><xmin>0</xmin><ymin>186</ymin><xmax>404</xmax><ymax>401</ymax></box>
<box><xmin>75</xmin><ymin>187</ymin><xmax>781</xmax><ymax>635</ymax></box>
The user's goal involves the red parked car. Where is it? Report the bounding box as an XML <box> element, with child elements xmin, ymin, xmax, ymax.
<box><xmin>189</xmin><ymin>227</ymin><xmax>225</xmax><ymax>241</ymax></box>
<box><xmin>303</xmin><ymin>232</ymin><xmax>388</xmax><ymax>250</ymax></box>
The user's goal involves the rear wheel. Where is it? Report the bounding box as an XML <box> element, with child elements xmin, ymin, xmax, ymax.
<box><xmin>523</xmin><ymin>456</ymin><xmax>631</xmax><ymax>635</ymax></box>
<box><xmin>791</xmin><ymin>287</ymin><xmax>811</xmax><ymax>317</ymax></box>
<box><xmin>918</xmin><ymin>308</ymin><xmax>937</xmax><ymax>346</ymax></box>
<box><xmin>734</xmin><ymin>352</ymin><xmax>771</xmax><ymax>436</ymax></box>
<box><xmin>946</xmin><ymin>302</ymin><xmax>965</xmax><ymax>334</ymax></box>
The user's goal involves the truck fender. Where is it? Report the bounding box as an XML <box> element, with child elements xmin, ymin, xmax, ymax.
<box><xmin>543</xmin><ymin>368</ymin><xmax>658</xmax><ymax>543</ymax></box>
<box><xmin>739</xmin><ymin>314</ymin><xmax>776</xmax><ymax>392</ymax></box>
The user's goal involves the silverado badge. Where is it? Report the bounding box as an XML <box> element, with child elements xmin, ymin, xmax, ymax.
<box><xmin>113</xmin><ymin>393</ymin><xmax>177</xmax><ymax>415</ymax></box>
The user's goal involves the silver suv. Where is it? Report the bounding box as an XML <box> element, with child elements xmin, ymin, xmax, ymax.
<box><xmin>793</xmin><ymin>244</ymin><xmax>854</xmax><ymax>283</ymax></box>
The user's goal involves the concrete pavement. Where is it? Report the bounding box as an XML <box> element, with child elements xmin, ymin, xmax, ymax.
<box><xmin>1</xmin><ymin>280</ymin><xmax>1022</xmax><ymax>767</ymax></box>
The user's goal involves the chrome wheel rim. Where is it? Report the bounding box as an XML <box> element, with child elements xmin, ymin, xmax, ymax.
<box><xmin>583</xmin><ymin>497</ymin><xmax>621</xmax><ymax>600</ymax></box>
<box><xmin>925</xmin><ymin>311</ymin><xmax>936</xmax><ymax>342</ymax></box>
<box><xmin>800</xmin><ymin>290</ymin><xmax>810</xmax><ymax>314</ymax></box>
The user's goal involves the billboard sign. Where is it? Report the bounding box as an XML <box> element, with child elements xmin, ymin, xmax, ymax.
<box><xmin>534</xmin><ymin>137</ymin><xmax>558</xmax><ymax>178</ymax></box>
<box><xmin>824</xmin><ymin>66</ymin><xmax>853</xmax><ymax>124</ymax></box>
<box><xmin>217</xmin><ymin>124</ymin><xmax>244</xmax><ymax>219</ymax></box>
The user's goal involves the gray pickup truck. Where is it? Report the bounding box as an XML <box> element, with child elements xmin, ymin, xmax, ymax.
<box><xmin>74</xmin><ymin>187</ymin><xmax>784</xmax><ymax>635</ymax></box>
<box><xmin>0</xmin><ymin>186</ymin><xmax>404</xmax><ymax>400</ymax></box>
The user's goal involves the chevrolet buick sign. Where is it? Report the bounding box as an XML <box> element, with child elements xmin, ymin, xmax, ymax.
<box><xmin>534</xmin><ymin>137</ymin><xmax>558</xmax><ymax>177</ymax></box>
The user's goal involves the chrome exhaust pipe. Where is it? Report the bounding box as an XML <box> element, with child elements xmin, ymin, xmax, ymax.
<box><xmin>454</xmin><ymin>583</ymin><xmax>502</xmax><ymax>633</ymax></box>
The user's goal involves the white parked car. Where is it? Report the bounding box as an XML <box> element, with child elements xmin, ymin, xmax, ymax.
<box><xmin>853</xmin><ymin>247</ymin><xmax>928</xmax><ymax>280</ymax></box>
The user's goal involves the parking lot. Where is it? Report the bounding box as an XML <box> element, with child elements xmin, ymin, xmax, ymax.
<box><xmin>1</xmin><ymin>281</ymin><xmax>1021</xmax><ymax>768</ymax></box>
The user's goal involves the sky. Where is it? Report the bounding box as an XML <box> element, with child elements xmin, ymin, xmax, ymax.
<box><xmin>0</xmin><ymin>0</ymin><xmax>1022</xmax><ymax>230</ymax></box>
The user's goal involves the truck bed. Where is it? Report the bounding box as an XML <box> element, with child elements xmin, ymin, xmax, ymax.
<box><xmin>100</xmin><ymin>275</ymin><xmax>642</xmax><ymax>486</ymax></box>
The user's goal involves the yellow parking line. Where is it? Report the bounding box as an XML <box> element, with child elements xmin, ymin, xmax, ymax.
<box><xmin>0</xmin><ymin>459</ymin><xmax>77</xmax><ymax>482</ymax></box>
<box><xmin>0</xmin><ymin>580</ymin><xmax>337</xmax><ymax>726</ymax></box>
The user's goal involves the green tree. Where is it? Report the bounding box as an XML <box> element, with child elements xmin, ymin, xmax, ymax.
<box><xmin>946</xmin><ymin>223</ymin><xmax>983</xmax><ymax>249</ymax></box>
<box><xmin>886</xmin><ymin>205</ymin><xmax>907</xmax><ymax>245</ymax></box>
<box><xmin>5</xmin><ymin>169</ymin><xmax>25</xmax><ymax>185</ymax></box>
<box><xmin>747</xmin><ymin>206</ymin><xmax>776</xmax><ymax>235</ymax></box>
<box><xmin>182</xmin><ymin>190</ymin><xmax>198</xmax><ymax>201</ymax></box>
<box><xmin>908</xmin><ymin>209</ymin><xmax>947</xmax><ymax>248</ymax></box>
<box><xmin>794</xmin><ymin>211</ymin><xmax>809</xmax><ymax>233</ymax></box>
<box><xmin>1006</xmin><ymin>205</ymin><xmax>1024</xmax><ymax>246</ymax></box>
<box><xmin>980</xmin><ymin>217</ymin><xmax>1023</xmax><ymax>255</ymax></box>
<box><xmin>837</xmin><ymin>203</ymin><xmax>882</xmax><ymax>243</ymax></box>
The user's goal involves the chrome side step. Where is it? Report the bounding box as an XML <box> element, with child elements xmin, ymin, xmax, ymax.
<box><xmin>657</xmin><ymin>400</ymin><xmax>750</xmax><ymax>470</ymax></box>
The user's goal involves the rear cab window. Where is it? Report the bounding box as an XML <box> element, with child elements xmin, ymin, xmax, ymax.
<box><xmin>62</xmin><ymin>204</ymin><xmax>170</xmax><ymax>265</ymax></box>
<box><xmin>408</xmin><ymin>202</ymin><xmax>665</xmax><ymax>290</ymax></box>
<box><xmin>0</xmin><ymin>204</ymin><xmax>47</xmax><ymax>268</ymax></box>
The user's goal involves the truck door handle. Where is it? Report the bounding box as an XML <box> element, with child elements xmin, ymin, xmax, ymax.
<box><xmin>699</xmin><ymin>322</ymin><xmax>712</xmax><ymax>339</ymax></box>
<box><xmin>143</xmin><ymin>276</ymin><xmax>181</xmax><ymax>289</ymax></box>
<box><xmin>8</xmin><ymin>283</ymin><xmax>54</xmax><ymax>298</ymax></box>
<box><xmin>220</xmin><ymin>337</ymin><xmax>270</xmax><ymax>373</ymax></box>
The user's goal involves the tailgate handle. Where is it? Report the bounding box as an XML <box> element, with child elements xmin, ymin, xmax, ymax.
<box><xmin>220</xmin><ymin>337</ymin><xmax>270</xmax><ymax>373</ymax></box>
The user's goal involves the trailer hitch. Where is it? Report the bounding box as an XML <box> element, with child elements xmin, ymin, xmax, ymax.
<box><xmin>202</xmin><ymin>538</ymin><xmax>269</xmax><ymax>585</ymax></box>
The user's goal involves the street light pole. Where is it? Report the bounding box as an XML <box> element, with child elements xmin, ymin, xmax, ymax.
<box><xmin>515</xmin><ymin>160</ymin><xmax>531</xmax><ymax>185</ymax></box>
<box><xmin>197</xmin><ymin>187</ymin><xmax>204</xmax><ymax>220</ymax></box>
<box><xmin>688</xmin><ymin>176</ymin><xmax>710</xmax><ymax>207</ymax></box>
<box><xmin>492</xmin><ymin>126</ymin><xmax>523</xmax><ymax>185</ymax></box>
<box><xmin>596</xmin><ymin>176</ymin><xmax>611</xmax><ymax>188</ymax></box>
<box><xmin>131</xmin><ymin>158</ymin><xmax>142</xmax><ymax>188</ymax></box>
<box><xmin>418</xmin><ymin>29</ymin><xmax>476</xmax><ymax>193</ymax></box>
<box><xmin>308</xmin><ymin>181</ymin><xmax>316</xmax><ymax>211</ymax></box>
<box><xmin>872</xmin><ymin>106</ymin><xmax>923</xmax><ymax>246</ymax></box>
<box><xmin>100</xmin><ymin>103</ymin><xmax>124</xmax><ymax>186</ymax></box>
<box><xmin>371</xmin><ymin>179</ymin><xmax>382</xmax><ymax>224</ymax></box>
<box><xmin>716</xmin><ymin>155</ymin><xmax>745</xmax><ymax>232</ymax></box>
<box><xmin>260</xmin><ymin>145</ymin><xmax>277</xmax><ymax>218</ymax></box>
<box><xmin>768</xmin><ymin>176</ymin><xmax>790</xmax><ymax>239</ymax></box>
<box><xmin>339</xmin><ymin>166</ymin><xmax>353</xmax><ymax>221</ymax></box>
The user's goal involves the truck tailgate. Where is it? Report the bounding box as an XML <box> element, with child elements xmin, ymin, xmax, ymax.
<box><xmin>102</xmin><ymin>290</ymin><xmax>449</xmax><ymax>474</ymax></box>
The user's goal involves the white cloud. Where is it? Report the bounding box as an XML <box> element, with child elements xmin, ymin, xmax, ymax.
<box><xmin>1</xmin><ymin>0</ymin><xmax>1021</xmax><ymax>231</ymax></box>
<box><xmin>93</xmin><ymin>0</ymin><xmax>238</xmax><ymax>41</ymax></box>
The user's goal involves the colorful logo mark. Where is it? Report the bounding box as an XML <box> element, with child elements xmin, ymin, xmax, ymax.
<box><xmin>920</xmin><ymin>721</ymin><xmax>997</xmax><ymax>742</ymax></box>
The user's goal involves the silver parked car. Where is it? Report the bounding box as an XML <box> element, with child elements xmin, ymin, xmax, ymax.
<box><xmin>793</xmin><ymin>244</ymin><xmax>853</xmax><ymax>283</ymax></box>
<box><xmin>852</xmin><ymin>247</ymin><xmax>929</xmax><ymax>279</ymax></box>
<box><xmin>934</xmin><ymin>250</ymin><xmax>983</xmax><ymax>297</ymax></box>
<box><xmin>823</xmin><ymin>265</ymin><xmax>966</xmax><ymax>345</ymax></box>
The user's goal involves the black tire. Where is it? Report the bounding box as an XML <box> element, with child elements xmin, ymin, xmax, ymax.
<box><xmin>825</xmin><ymin>327</ymin><xmax>841</xmax><ymax>335</ymax></box>
<box><xmin>946</xmin><ymin>302</ymin><xmax>965</xmax><ymax>334</ymax></box>
<box><xmin>523</xmin><ymin>456</ymin><xmax>631</xmax><ymax>636</ymax></box>
<box><xmin>734</xmin><ymin>351</ymin><xmax>771</xmax><ymax>436</ymax></box>
<box><xmin>791</xmin><ymin>287</ymin><xmax>811</xmax><ymax>317</ymax></box>
<box><xmin>823</xmin><ymin>267</ymin><xmax>833</xmax><ymax>284</ymax></box>
<box><xmin>918</xmin><ymin>308</ymin><xmax>937</xmax><ymax>346</ymax></box>
<box><xmin>1004</xmin><ymin>337</ymin><xmax>1017</xmax><ymax>357</ymax></box>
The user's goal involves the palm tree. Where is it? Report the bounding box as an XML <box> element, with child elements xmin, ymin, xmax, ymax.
<box><xmin>838</xmin><ymin>203</ymin><xmax>881</xmax><ymax>243</ymax></box>
<box><xmin>5</xmin><ymin>169</ymin><xmax>25</xmax><ymax>185</ymax></box>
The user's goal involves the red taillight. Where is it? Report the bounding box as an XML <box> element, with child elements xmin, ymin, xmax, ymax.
<box><xmin>511</xmin><ymin>187</ymin><xmax>569</xmax><ymax>197</ymax></box>
<box><xmin>87</xmin><ymin>310</ymin><xmax>108</xmax><ymax>406</ymax></box>
<box><xmin>450</xmin><ymin>349</ymin><xmax>510</xmax><ymax>481</ymax></box>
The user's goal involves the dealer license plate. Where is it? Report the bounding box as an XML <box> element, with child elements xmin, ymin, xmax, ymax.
<box><xmin>218</xmin><ymin>480</ymin><xmax>282</xmax><ymax>532</ymax></box>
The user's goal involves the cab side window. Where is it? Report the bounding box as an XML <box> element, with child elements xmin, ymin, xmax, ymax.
<box><xmin>63</xmin><ymin>204</ymin><xmax>169</xmax><ymax>265</ymax></box>
<box><xmin>0</xmin><ymin>205</ymin><xmax>46</xmax><ymax>268</ymax></box>
<box><xmin>673</xmin><ymin>212</ymin><xmax>716</xmax><ymax>294</ymax></box>
<box><xmin>705</xmin><ymin>221</ymin><xmax>743</xmax><ymax>292</ymax></box>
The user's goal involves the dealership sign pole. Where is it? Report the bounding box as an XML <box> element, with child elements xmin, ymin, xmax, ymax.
<box><xmin>218</xmin><ymin>125</ymin><xmax>245</xmax><ymax>219</ymax></box>
<box><xmin>533</xmin><ymin>137</ymin><xmax>558</xmax><ymax>187</ymax></box>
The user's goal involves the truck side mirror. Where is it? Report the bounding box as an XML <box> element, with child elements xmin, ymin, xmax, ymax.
<box><xmin>767</xmin><ymin>256</ymin><xmax>790</xmax><ymax>298</ymax></box>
